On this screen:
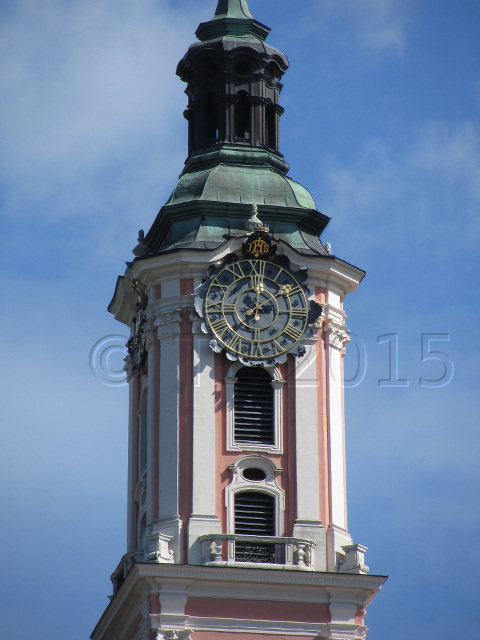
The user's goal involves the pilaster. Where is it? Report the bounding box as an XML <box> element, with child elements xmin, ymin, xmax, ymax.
<box><xmin>323</xmin><ymin>293</ymin><xmax>352</xmax><ymax>571</ymax></box>
<box><xmin>188</xmin><ymin>312</ymin><xmax>221</xmax><ymax>564</ymax></box>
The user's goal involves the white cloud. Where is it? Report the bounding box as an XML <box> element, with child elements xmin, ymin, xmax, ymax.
<box><xmin>0</xmin><ymin>0</ymin><xmax>204</xmax><ymax>221</ymax></box>
<box><xmin>319</xmin><ymin>119</ymin><xmax>480</xmax><ymax>261</ymax></box>
<box><xmin>315</xmin><ymin>0</ymin><xmax>414</xmax><ymax>52</ymax></box>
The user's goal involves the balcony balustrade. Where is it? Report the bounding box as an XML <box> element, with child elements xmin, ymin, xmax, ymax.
<box><xmin>198</xmin><ymin>534</ymin><xmax>315</xmax><ymax>570</ymax></box>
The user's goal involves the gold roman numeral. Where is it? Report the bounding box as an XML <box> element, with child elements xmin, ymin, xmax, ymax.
<box><xmin>226</xmin><ymin>263</ymin><xmax>245</xmax><ymax>278</ymax></box>
<box><xmin>291</xmin><ymin>307</ymin><xmax>308</xmax><ymax>318</ymax></box>
<box><xmin>283</xmin><ymin>324</ymin><xmax>303</xmax><ymax>342</ymax></box>
<box><xmin>222</xmin><ymin>303</ymin><xmax>236</xmax><ymax>314</ymax></box>
<box><xmin>250</xmin><ymin>260</ymin><xmax>266</xmax><ymax>289</ymax></box>
<box><xmin>210</xmin><ymin>318</ymin><xmax>228</xmax><ymax>337</ymax></box>
<box><xmin>206</xmin><ymin>302</ymin><xmax>222</xmax><ymax>312</ymax></box>
<box><xmin>250</xmin><ymin>342</ymin><xmax>263</xmax><ymax>358</ymax></box>
<box><xmin>272</xmin><ymin>340</ymin><xmax>284</xmax><ymax>354</ymax></box>
<box><xmin>227</xmin><ymin>334</ymin><xmax>242</xmax><ymax>352</ymax></box>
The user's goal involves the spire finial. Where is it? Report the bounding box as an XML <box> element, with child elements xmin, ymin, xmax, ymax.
<box><xmin>213</xmin><ymin>0</ymin><xmax>253</xmax><ymax>20</ymax></box>
<box><xmin>196</xmin><ymin>0</ymin><xmax>269</xmax><ymax>42</ymax></box>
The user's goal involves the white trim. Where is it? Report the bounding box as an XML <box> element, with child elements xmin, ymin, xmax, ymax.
<box><xmin>127</xmin><ymin>377</ymin><xmax>137</xmax><ymax>552</ymax></box>
<box><xmin>191</xmin><ymin>334</ymin><xmax>217</xmax><ymax>515</ymax></box>
<box><xmin>225</xmin><ymin>455</ymin><xmax>284</xmax><ymax>536</ymax></box>
<box><xmin>325</xmin><ymin>295</ymin><xmax>347</xmax><ymax>532</ymax></box>
<box><xmin>225</xmin><ymin>362</ymin><xmax>284</xmax><ymax>454</ymax></box>
<box><xmin>294</xmin><ymin>343</ymin><xmax>321</xmax><ymax>522</ymax></box>
<box><xmin>145</xmin><ymin>329</ymin><xmax>156</xmax><ymax>538</ymax></box>
<box><xmin>186</xmin><ymin>616</ymin><xmax>329</xmax><ymax>636</ymax></box>
<box><xmin>188</xmin><ymin>333</ymin><xmax>222</xmax><ymax>564</ymax></box>
<box><xmin>138</xmin><ymin>385</ymin><xmax>148</xmax><ymax>479</ymax></box>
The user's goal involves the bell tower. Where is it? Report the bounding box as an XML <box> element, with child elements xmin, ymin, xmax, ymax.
<box><xmin>92</xmin><ymin>2</ymin><xmax>386</xmax><ymax>640</ymax></box>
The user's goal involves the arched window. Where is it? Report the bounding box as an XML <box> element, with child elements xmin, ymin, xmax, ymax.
<box><xmin>266</xmin><ymin>103</ymin><xmax>276</xmax><ymax>150</ymax></box>
<box><xmin>235</xmin><ymin>91</ymin><xmax>251</xmax><ymax>140</ymax></box>
<box><xmin>225</xmin><ymin>364</ymin><xmax>284</xmax><ymax>453</ymax></box>
<box><xmin>225</xmin><ymin>456</ymin><xmax>284</xmax><ymax>564</ymax></box>
<box><xmin>225</xmin><ymin>456</ymin><xmax>284</xmax><ymax>537</ymax></box>
<box><xmin>206</xmin><ymin>93</ymin><xmax>219</xmax><ymax>141</ymax></box>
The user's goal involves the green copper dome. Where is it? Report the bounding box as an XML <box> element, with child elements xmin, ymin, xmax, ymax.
<box><xmin>168</xmin><ymin>165</ymin><xmax>315</xmax><ymax>210</ymax></box>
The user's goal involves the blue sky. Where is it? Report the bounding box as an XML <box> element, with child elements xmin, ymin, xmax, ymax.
<box><xmin>1</xmin><ymin>1</ymin><xmax>479</xmax><ymax>638</ymax></box>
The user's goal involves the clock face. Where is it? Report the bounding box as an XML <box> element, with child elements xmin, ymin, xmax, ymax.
<box><xmin>203</xmin><ymin>258</ymin><xmax>310</xmax><ymax>364</ymax></box>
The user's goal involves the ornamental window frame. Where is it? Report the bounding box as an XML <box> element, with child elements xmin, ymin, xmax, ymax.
<box><xmin>225</xmin><ymin>362</ymin><xmax>284</xmax><ymax>454</ymax></box>
<box><xmin>225</xmin><ymin>455</ymin><xmax>284</xmax><ymax>537</ymax></box>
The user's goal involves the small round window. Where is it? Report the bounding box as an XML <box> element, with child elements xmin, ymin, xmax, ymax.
<box><xmin>242</xmin><ymin>467</ymin><xmax>266</xmax><ymax>482</ymax></box>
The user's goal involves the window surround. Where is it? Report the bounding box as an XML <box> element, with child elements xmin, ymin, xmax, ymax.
<box><xmin>225</xmin><ymin>455</ymin><xmax>284</xmax><ymax>537</ymax></box>
<box><xmin>225</xmin><ymin>362</ymin><xmax>284</xmax><ymax>453</ymax></box>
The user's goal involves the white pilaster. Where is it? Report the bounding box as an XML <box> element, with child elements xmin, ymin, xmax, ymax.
<box><xmin>126</xmin><ymin>372</ymin><xmax>137</xmax><ymax>552</ymax></box>
<box><xmin>294</xmin><ymin>343</ymin><xmax>320</xmax><ymax>521</ymax></box>
<box><xmin>188</xmin><ymin>324</ymin><xmax>221</xmax><ymax>564</ymax></box>
<box><xmin>293</xmin><ymin>342</ymin><xmax>326</xmax><ymax>570</ymax></box>
<box><xmin>155</xmin><ymin>308</ymin><xmax>183</xmax><ymax>561</ymax></box>
<box><xmin>145</xmin><ymin>323</ymin><xmax>157</xmax><ymax>537</ymax></box>
<box><xmin>324</xmin><ymin>292</ymin><xmax>353</xmax><ymax>570</ymax></box>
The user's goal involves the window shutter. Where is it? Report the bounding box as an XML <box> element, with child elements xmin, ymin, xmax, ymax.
<box><xmin>234</xmin><ymin>367</ymin><xmax>274</xmax><ymax>444</ymax></box>
<box><xmin>234</xmin><ymin>491</ymin><xmax>275</xmax><ymax>536</ymax></box>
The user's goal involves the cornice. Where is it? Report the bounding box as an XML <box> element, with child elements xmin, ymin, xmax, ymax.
<box><xmin>93</xmin><ymin>563</ymin><xmax>386</xmax><ymax>640</ymax></box>
<box><xmin>129</xmin><ymin>242</ymin><xmax>364</xmax><ymax>297</ymax></box>
<box><xmin>135</xmin><ymin>562</ymin><xmax>386</xmax><ymax>591</ymax></box>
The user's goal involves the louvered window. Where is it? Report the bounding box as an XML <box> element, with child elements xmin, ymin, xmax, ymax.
<box><xmin>234</xmin><ymin>367</ymin><xmax>274</xmax><ymax>444</ymax></box>
<box><xmin>234</xmin><ymin>491</ymin><xmax>275</xmax><ymax>536</ymax></box>
<box><xmin>234</xmin><ymin>491</ymin><xmax>283</xmax><ymax>563</ymax></box>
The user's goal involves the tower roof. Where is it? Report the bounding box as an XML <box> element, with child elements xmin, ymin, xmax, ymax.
<box><xmin>143</xmin><ymin>0</ymin><xmax>331</xmax><ymax>257</ymax></box>
<box><xmin>196</xmin><ymin>0</ymin><xmax>270</xmax><ymax>41</ymax></box>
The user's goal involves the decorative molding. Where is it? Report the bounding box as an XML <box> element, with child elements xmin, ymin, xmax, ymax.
<box><xmin>338</xmin><ymin>544</ymin><xmax>369</xmax><ymax>575</ymax></box>
<box><xmin>131</xmin><ymin>563</ymin><xmax>385</xmax><ymax>589</ymax></box>
<box><xmin>186</xmin><ymin>616</ymin><xmax>329</xmax><ymax>636</ymax></box>
<box><xmin>199</xmin><ymin>533</ymin><xmax>315</xmax><ymax>570</ymax></box>
<box><xmin>322</xmin><ymin>303</ymin><xmax>349</xmax><ymax>352</ymax></box>
<box><xmin>153</xmin><ymin>310</ymin><xmax>183</xmax><ymax>340</ymax></box>
<box><xmin>225</xmin><ymin>455</ymin><xmax>285</xmax><ymax>536</ymax></box>
<box><xmin>323</xmin><ymin>320</ymin><xmax>350</xmax><ymax>352</ymax></box>
<box><xmin>143</xmin><ymin>532</ymin><xmax>175</xmax><ymax>564</ymax></box>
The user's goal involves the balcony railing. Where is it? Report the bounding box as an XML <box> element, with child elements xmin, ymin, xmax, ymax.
<box><xmin>198</xmin><ymin>534</ymin><xmax>315</xmax><ymax>570</ymax></box>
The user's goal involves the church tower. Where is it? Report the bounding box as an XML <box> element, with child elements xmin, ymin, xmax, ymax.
<box><xmin>92</xmin><ymin>2</ymin><xmax>386</xmax><ymax>639</ymax></box>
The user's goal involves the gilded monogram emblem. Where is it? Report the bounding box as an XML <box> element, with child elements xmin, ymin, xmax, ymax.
<box><xmin>242</xmin><ymin>230</ymin><xmax>276</xmax><ymax>259</ymax></box>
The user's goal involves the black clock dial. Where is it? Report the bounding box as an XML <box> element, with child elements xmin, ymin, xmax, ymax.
<box><xmin>204</xmin><ymin>258</ymin><xmax>309</xmax><ymax>362</ymax></box>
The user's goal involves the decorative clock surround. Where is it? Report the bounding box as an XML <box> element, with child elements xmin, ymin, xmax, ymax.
<box><xmin>195</xmin><ymin>249</ymin><xmax>323</xmax><ymax>367</ymax></box>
